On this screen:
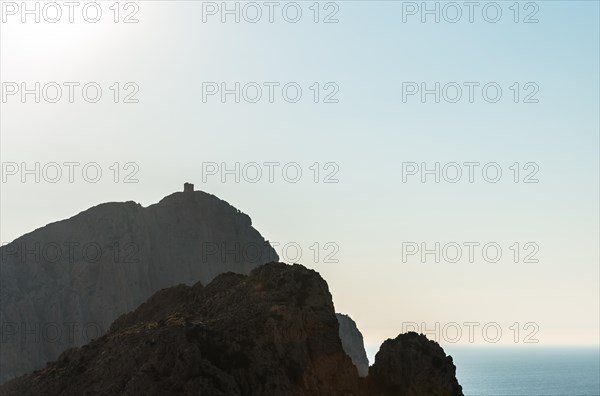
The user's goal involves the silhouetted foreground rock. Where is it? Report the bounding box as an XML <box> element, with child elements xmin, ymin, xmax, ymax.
<box><xmin>368</xmin><ymin>332</ymin><xmax>463</xmax><ymax>396</ymax></box>
<box><xmin>1</xmin><ymin>263</ymin><xmax>462</xmax><ymax>396</ymax></box>
<box><xmin>0</xmin><ymin>189</ymin><xmax>278</xmax><ymax>383</ymax></box>
<box><xmin>337</xmin><ymin>313</ymin><xmax>370</xmax><ymax>377</ymax></box>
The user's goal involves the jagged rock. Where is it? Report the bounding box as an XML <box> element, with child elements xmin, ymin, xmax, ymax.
<box><xmin>368</xmin><ymin>332</ymin><xmax>463</xmax><ymax>396</ymax></box>
<box><xmin>0</xmin><ymin>190</ymin><xmax>278</xmax><ymax>383</ymax></box>
<box><xmin>1</xmin><ymin>263</ymin><xmax>464</xmax><ymax>396</ymax></box>
<box><xmin>0</xmin><ymin>190</ymin><xmax>465</xmax><ymax>394</ymax></box>
<box><xmin>0</xmin><ymin>263</ymin><xmax>361</xmax><ymax>396</ymax></box>
<box><xmin>336</xmin><ymin>313</ymin><xmax>369</xmax><ymax>377</ymax></box>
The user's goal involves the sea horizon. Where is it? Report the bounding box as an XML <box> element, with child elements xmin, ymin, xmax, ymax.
<box><xmin>366</xmin><ymin>344</ymin><xmax>600</xmax><ymax>396</ymax></box>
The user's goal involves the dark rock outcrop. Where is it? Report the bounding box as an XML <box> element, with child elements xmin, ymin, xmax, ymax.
<box><xmin>1</xmin><ymin>263</ymin><xmax>463</xmax><ymax>396</ymax></box>
<box><xmin>0</xmin><ymin>263</ymin><xmax>360</xmax><ymax>396</ymax></box>
<box><xmin>0</xmin><ymin>190</ymin><xmax>278</xmax><ymax>383</ymax></box>
<box><xmin>336</xmin><ymin>313</ymin><xmax>369</xmax><ymax>377</ymax></box>
<box><xmin>368</xmin><ymin>332</ymin><xmax>463</xmax><ymax>396</ymax></box>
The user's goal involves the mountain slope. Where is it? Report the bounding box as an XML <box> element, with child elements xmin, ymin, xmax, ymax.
<box><xmin>1</xmin><ymin>263</ymin><xmax>360</xmax><ymax>396</ymax></box>
<box><xmin>337</xmin><ymin>313</ymin><xmax>370</xmax><ymax>377</ymax></box>
<box><xmin>0</xmin><ymin>263</ymin><xmax>463</xmax><ymax>396</ymax></box>
<box><xmin>0</xmin><ymin>189</ymin><xmax>278</xmax><ymax>383</ymax></box>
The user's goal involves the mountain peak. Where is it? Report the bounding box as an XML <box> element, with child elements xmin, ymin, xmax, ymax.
<box><xmin>0</xmin><ymin>191</ymin><xmax>276</xmax><ymax>383</ymax></box>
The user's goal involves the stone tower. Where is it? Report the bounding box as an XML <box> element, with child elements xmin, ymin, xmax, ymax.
<box><xmin>184</xmin><ymin>182</ymin><xmax>194</xmax><ymax>193</ymax></box>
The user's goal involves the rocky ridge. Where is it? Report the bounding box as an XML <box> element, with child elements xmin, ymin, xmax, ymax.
<box><xmin>0</xmin><ymin>190</ymin><xmax>278</xmax><ymax>383</ymax></box>
<box><xmin>1</xmin><ymin>263</ymin><xmax>463</xmax><ymax>396</ymax></box>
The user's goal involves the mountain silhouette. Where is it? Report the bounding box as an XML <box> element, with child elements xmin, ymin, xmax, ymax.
<box><xmin>0</xmin><ymin>188</ymin><xmax>277</xmax><ymax>383</ymax></box>
<box><xmin>1</xmin><ymin>262</ymin><xmax>462</xmax><ymax>396</ymax></box>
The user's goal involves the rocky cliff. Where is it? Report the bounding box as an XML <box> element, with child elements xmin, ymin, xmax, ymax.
<box><xmin>0</xmin><ymin>263</ymin><xmax>360</xmax><ymax>395</ymax></box>
<box><xmin>0</xmin><ymin>190</ymin><xmax>278</xmax><ymax>383</ymax></box>
<box><xmin>336</xmin><ymin>313</ymin><xmax>370</xmax><ymax>377</ymax></box>
<box><xmin>368</xmin><ymin>332</ymin><xmax>463</xmax><ymax>396</ymax></box>
<box><xmin>1</xmin><ymin>263</ymin><xmax>463</xmax><ymax>396</ymax></box>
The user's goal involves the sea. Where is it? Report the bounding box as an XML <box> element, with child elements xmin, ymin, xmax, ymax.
<box><xmin>366</xmin><ymin>346</ymin><xmax>600</xmax><ymax>396</ymax></box>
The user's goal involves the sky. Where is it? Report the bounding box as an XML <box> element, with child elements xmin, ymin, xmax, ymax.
<box><xmin>1</xmin><ymin>0</ymin><xmax>599</xmax><ymax>354</ymax></box>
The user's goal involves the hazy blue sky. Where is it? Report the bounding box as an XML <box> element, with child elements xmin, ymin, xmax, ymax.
<box><xmin>1</xmin><ymin>1</ymin><xmax>598</xmax><ymax>352</ymax></box>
